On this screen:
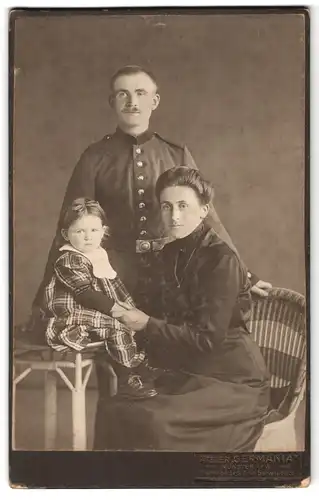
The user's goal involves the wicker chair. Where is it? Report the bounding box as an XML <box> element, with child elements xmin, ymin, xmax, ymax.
<box><xmin>249</xmin><ymin>287</ymin><xmax>307</xmax><ymax>451</ymax></box>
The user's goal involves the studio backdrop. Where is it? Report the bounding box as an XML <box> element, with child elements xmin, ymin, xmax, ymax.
<box><xmin>13</xmin><ymin>12</ymin><xmax>306</xmax><ymax>325</ymax></box>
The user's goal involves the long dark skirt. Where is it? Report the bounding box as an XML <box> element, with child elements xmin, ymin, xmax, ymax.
<box><xmin>93</xmin><ymin>366</ymin><xmax>270</xmax><ymax>452</ymax></box>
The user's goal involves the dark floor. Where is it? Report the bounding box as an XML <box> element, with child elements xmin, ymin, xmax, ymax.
<box><xmin>13</xmin><ymin>387</ymin><xmax>306</xmax><ymax>451</ymax></box>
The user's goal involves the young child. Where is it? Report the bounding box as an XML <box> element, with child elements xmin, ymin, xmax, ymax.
<box><xmin>42</xmin><ymin>197</ymin><xmax>157</xmax><ymax>399</ymax></box>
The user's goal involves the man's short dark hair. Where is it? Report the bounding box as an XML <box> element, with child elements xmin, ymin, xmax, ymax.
<box><xmin>110</xmin><ymin>65</ymin><xmax>159</xmax><ymax>93</ymax></box>
<box><xmin>155</xmin><ymin>167</ymin><xmax>214</xmax><ymax>205</ymax></box>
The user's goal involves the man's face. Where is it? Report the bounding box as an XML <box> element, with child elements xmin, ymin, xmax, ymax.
<box><xmin>110</xmin><ymin>72</ymin><xmax>160</xmax><ymax>131</ymax></box>
<box><xmin>160</xmin><ymin>186</ymin><xmax>209</xmax><ymax>239</ymax></box>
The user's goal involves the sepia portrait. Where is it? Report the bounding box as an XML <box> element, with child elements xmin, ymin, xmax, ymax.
<box><xmin>10</xmin><ymin>7</ymin><xmax>309</xmax><ymax>488</ymax></box>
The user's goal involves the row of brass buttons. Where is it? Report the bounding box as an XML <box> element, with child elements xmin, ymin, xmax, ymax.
<box><xmin>135</xmin><ymin>147</ymin><xmax>147</xmax><ymax>238</ymax></box>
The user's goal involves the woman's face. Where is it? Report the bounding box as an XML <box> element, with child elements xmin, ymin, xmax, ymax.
<box><xmin>160</xmin><ymin>186</ymin><xmax>209</xmax><ymax>239</ymax></box>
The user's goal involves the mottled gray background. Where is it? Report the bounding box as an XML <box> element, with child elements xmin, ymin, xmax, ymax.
<box><xmin>13</xmin><ymin>12</ymin><xmax>306</xmax><ymax>325</ymax></box>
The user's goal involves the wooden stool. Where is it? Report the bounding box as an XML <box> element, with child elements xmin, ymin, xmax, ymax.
<box><xmin>13</xmin><ymin>342</ymin><xmax>104</xmax><ymax>450</ymax></box>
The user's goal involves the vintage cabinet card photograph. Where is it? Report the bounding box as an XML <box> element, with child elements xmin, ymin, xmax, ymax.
<box><xmin>9</xmin><ymin>7</ymin><xmax>310</xmax><ymax>488</ymax></box>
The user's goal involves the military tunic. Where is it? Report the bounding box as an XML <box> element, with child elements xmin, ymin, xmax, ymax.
<box><xmin>35</xmin><ymin>127</ymin><xmax>237</xmax><ymax>310</ymax></box>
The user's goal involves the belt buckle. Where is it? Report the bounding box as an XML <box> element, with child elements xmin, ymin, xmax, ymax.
<box><xmin>136</xmin><ymin>240</ymin><xmax>152</xmax><ymax>253</ymax></box>
<box><xmin>136</xmin><ymin>237</ymin><xmax>170</xmax><ymax>253</ymax></box>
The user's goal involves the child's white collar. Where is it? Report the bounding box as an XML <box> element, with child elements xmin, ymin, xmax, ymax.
<box><xmin>59</xmin><ymin>244</ymin><xmax>117</xmax><ymax>279</ymax></box>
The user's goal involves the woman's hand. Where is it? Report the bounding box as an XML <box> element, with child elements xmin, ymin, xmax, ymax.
<box><xmin>111</xmin><ymin>307</ymin><xmax>150</xmax><ymax>331</ymax></box>
<box><xmin>110</xmin><ymin>301</ymin><xmax>132</xmax><ymax>315</ymax></box>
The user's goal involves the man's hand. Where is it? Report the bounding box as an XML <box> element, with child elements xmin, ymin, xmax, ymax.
<box><xmin>251</xmin><ymin>280</ymin><xmax>273</xmax><ymax>297</ymax></box>
<box><xmin>111</xmin><ymin>307</ymin><xmax>150</xmax><ymax>331</ymax></box>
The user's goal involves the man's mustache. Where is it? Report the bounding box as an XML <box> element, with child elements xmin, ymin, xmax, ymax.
<box><xmin>123</xmin><ymin>107</ymin><xmax>140</xmax><ymax>113</ymax></box>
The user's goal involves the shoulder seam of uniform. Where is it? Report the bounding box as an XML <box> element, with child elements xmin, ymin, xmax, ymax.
<box><xmin>81</xmin><ymin>134</ymin><xmax>114</xmax><ymax>158</ymax></box>
<box><xmin>85</xmin><ymin>134</ymin><xmax>113</xmax><ymax>149</ymax></box>
<box><xmin>154</xmin><ymin>132</ymin><xmax>185</xmax><ymax>149</ymax></box>
<box><xmin>102</xmin><ymin>133</ymin><xmax>113</xmax><ymax>140</ymax></box>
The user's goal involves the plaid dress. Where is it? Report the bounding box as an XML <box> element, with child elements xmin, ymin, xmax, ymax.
<box><xmin>43</xmin><ymin>246</ymin><xmax>145</xmax><ymax>368</ymax></box>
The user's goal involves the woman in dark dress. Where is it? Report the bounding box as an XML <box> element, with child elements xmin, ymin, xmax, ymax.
<box><xmin>93</xmin><ymin>167</ymin><xmax>270</xmax><ymax>452</ymax></box>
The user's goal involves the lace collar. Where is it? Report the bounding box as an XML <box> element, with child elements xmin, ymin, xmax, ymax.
<box><xmin>59</xmin><ymin>244</ymin><xmax>117</xmax><ymax>279</ymax></box>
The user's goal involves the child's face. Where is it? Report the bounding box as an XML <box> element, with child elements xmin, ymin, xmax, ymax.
<box><xmin>65</xmin><ymin>215</ymin><xmax>105</xmax><ymax>253</ymax></box>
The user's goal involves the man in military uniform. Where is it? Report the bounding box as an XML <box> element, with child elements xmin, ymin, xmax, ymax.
<box><xmin>33</xmin><ymin>65</ymin><xmax>271</xmax><ymax>314</ymax></box>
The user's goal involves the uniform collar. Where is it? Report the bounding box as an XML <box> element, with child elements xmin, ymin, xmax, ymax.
<box><xmin>114</xmin><ymin>126</ymin><xmax>154</xmax><ymax>145</ymax></box>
